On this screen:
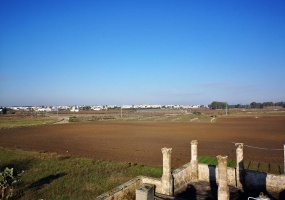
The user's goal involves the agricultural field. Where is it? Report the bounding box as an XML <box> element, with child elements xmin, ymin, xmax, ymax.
<box><xmin>50</xmin><ymin>107</ymin><xmax>285</xmax><ymax>123</ymax></box>
<box><xmin>0</xmin><ymin>109</ymin><xmax>285</xmax><ymax>198</ymax></box>
<box><xmin>0</xmin><ymin>109</ymin><xmax>284</xmax><ymax>171</ymax></box>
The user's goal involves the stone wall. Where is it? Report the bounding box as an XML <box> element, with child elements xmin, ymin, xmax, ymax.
<box><xmin>197</xmin><ymin>163</ymin><xmax>236</xmax><ymax>186</ymax></box>
<box><xmin>96</xmin><ymin>176</ymin><xmax>164</xmax><ymax>200</ymax></box>
<box><xmin>96</xmin><ymin>164</ymin><xmax>285</xmax><ymax>200</ymax></box>
<box><xmin>198</xmin><ymin>163</ymin><xmax>212</xmax><ymax>182</ymax></box>
<box><xmin>245</xmin><ymin>170</ymin><xmax>285</xmax><ymax>193</ymax></box>
<box><xmin>141</xmin><ymin>176</ymin><xmax>162</xmax><ymax>194</ymax></box>
<box><xmin>197</xmin><ymin>163</ymin><xmax>285</xmax><ymax>194</ymax></box>
<box><xmin>172</xmin><ymin>162</ymin><xmax>191</xmax><ymax>191</ymax></box>
<box><xmin>96</xmin><ymin>141</ymin><xmax>285</xmax><ymax>199</ymax></box>
<box><xmin>173</xmin><ymin>162</ymin><xmax>235</xmax><ymax>192</ymax></box>
<box><xmin>96</xmin><ymin>177</ymin><xmax>142</xmax><ymax>200</ymax></box>
<box><xmin>266</xmin><ymin>173</ymin><xmax>285</xmax><ymax>192</ymax></box>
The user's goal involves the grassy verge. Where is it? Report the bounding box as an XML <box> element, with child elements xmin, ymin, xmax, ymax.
<box><xmin>198</xmin><ymin>156</ymin><xmax>283</xmax><ymax>174</ymax></box>
<box><xmin>0</xmin><ymin>115</ymin><xmax>58</xmax><ymax>129</ymax></box>
<box><xmin>0</xmin><ymin>147</ymin><xmax>162</xmax><ymax>200</ymax></box>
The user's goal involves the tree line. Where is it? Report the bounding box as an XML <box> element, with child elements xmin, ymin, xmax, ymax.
<box><xmin>249</xmin><ymin>101</ymin><xmax>285</xmax><ymax>109</ymax></box>
<box><xmin>209</xmin><ymin>101</ymin><xmax>285</xmax><ymax>109</ymax></box>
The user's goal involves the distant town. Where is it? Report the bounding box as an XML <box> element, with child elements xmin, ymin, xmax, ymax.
<box><xmin>1</xmin><ymin>101</ymin><xmax>284</xmax><ymax>114</ymax></box>
<box><xmin>0</xmin><ymin>104</ymin><xmax>206</xmax><ymax>113</ymax></box>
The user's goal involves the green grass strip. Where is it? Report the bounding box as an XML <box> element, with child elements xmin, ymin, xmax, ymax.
<box><xmin>0</xmin><ymin>147</ymin><xmax>162</xmax><ymax>200</ymax></box>
<box><xmin>257</xmin><ymin>162</ymin><xmax>261</xmax><ymax>171</ymax></box>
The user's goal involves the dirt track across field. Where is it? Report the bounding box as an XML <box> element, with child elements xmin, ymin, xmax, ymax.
<box><xmin>0</xmin><ymin>116</ymin><xmax>285</xmax><ymax>168</ymax></box>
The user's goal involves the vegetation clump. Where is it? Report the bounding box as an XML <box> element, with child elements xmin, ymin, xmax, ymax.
<box><xmin>68</xmin><ymin>116</ymin><xmax>78</xmax><ymax>122</ymax></box>
<box><xmin>0</xmin><ymin>167</ymin><xmax>20</xmax><ymax>200</ymax></box>
<box><xmin>0</xmin><ymin>147</ymin><xmax>162</xmax><ymax>199</ymax></box>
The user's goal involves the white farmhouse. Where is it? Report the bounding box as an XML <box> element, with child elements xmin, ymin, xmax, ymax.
<box><xmin>70</xmin><ymin>106</ymin><xmax>79</xmax><ymax>112</ymax></box>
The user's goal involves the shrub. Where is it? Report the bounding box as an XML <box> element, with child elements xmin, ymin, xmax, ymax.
<box><xmin>69</xmin><ymin>116</ymin><xmax>78</xmax><ymax>122</ymax></box>
<box><xmin>193</xmin><ymin>111</ymin><xmax>201</xmax><ymax>115</ymax></box>
<box><xmin>0</xmin><ymin>167</ymin><xmax>20</xmax><ymax>199</ymax></box>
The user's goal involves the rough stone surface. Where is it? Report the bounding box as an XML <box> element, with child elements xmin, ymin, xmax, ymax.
<box><xmin>235</xmin><ymin>143</ymin><xmax>244</xmax><ymax>189</ymax></box>
<box><xmin>96</xmin><ymin>177</ymin><xmax>141</xmax><ymax>200</ymax></box>
<box><xmin>190</xmin><ymin>140</ymin><xmax>198</xmax><ymax>180</ymax></box>
<box><xmin>141</xmin><ymin>176</ymin><xmax>162</xmax><ymax>194</ymax></box>
<box><xmin>217</xmin><ymin>155</ymin><xmax>229</xmax><ymax>200</ymax></box>
<box><xmin>136</xmin><ymin>183</ymin><xmax>154</xmax><ymax>200</ymax></box>
<box><xmin>161</xmin><ymin>147</ymin><xmax>173</xmax><ymax>196</ymax></box>
<box><xmin>173</xmin><ymin>162</ymin><xmax>191</xmax><ymax>191</ymax></box>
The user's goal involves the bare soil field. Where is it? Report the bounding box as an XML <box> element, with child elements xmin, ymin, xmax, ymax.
<box><xmin>0</xmin><ymin>116</ymin><xmax>284</xmax><ymax>169</ymax></box>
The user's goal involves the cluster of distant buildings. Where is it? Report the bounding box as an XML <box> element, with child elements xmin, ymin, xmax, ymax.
<box><xmin>3</xmin><ymin>104</ymin><xmax>206</xmax><ymax>113</ymax></box>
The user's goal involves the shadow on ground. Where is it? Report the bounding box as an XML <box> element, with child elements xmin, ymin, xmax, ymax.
<box><xmin>0</xmin><ymin>158</ymin><xmax>36</xmax><ymax>173</ymax></box>
<box><xmin>28</xmin><ymin>172</ymin><xmax>67</xmax><ymax>190</ymax></box>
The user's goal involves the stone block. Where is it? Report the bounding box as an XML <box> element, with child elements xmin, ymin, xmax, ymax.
<box><xmin>136</xmin><ymin>184</ymin><xmax>154</xmax><ymax>200</ymax></box>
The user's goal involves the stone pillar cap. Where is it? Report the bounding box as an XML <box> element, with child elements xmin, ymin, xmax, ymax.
<box><xmin>235</xmin><ymin>143</ymin><xmax>244</xmax><ymax>148</ymax></box>
<box><xmin>161</xmin><ymin>147</ymin><xmax>172</xmax><ymax>154</ymax></box>
<box><xmin>216</xmin><ymin>155</ymin><xmax>228</xmax><ymax>161</ymax></box>
<box><xmin>191</xmin><ymin>140</ymin><xmax>198</xmax><ymax>145</ymax></box>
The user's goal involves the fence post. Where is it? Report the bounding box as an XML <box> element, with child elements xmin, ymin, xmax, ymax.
<box><xmin>161</xmin><ymin>147</ymin><xmax>173</xmax><ymax>196</ymax></box>
<box><xmin>190</xmin><ymin>140</ymin><xmax>198</xmax><ymax>180</ymax></box>
<box><xmin>217</xmin><ymin>155</ymin><xmax>229</xmax><ymax>200</ymax></box>
<box><xmin>235</xmin><ymin>143</ymin><xmax>244</xmax><ymax>188</ymax></box>
<box><xmin>283</xmin><ymin>140</ymin><xmax>285</xmax><ymax>174</ymax></box>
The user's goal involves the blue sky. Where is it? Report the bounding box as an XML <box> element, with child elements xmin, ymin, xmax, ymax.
<box><xmin>1</xmin><ymin>0</ymin><xmax>284</xmax><ymax>106</ymax></box>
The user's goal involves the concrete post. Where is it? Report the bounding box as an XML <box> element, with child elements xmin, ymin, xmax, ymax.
<box><xmin>190</xmin><ymin>140</ymin><xmax>198</xmax><ymax>180</ymax></box>
<box><xmin>217</xmin><ymin>155</ymin><xmax>229</xmax><ymax>200</ymax></box>
<box><xmin>235</xmin><ymin>143</ymin><xmax>244</xmax><ymax>188</ymax></box>
<box><xmin>136</xmin><ymin>183</ymin><xmax>154</xmax><ymax>200</ymax></box>
<box><xmin>161</xmin><ymin>147</ymin><xmax>173</xmax><ymax>196</ymax></box>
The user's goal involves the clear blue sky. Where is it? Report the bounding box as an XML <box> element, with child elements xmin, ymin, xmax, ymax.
<box><xmin>1</xmin><ymin>0</ymin><xmax>284</xmax><ymax>106</ymax></box>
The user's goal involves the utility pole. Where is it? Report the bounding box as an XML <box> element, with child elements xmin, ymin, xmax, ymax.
<box><xmin>225</xmin><ymin>102</ymin><xmax>228</xmax><ymax>116</ymax></box>
<box><xmin>121</xmin><ymin>105</ymin><xmax>122</xmax><ymax>118</ymax></box>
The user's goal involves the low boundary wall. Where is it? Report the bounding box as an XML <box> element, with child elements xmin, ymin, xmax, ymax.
<box><xmin>96</xmin><ymin>177</ymin><xmax>142</xmax><ymax>200</ymax></box>
<box><xmin>97</xmin><ymin>141</ymin><xmax>285</xmax><ymax>199</ymax></box>
<box><xmin>96</xmin><ymin>176</ymin><xmax>162</xmax><ymax>200</ymax></box>
<box><xmin>172</xmin><ymin>162</ymin><xmax>191</xmax><ymax>191</ymax></box>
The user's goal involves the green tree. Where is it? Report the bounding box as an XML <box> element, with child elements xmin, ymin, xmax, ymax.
<box><xmin>0</xmin><ymin>107</ymin><xmax>7</xmax><ymax>114</ymax></box>
<box><xmin>250</xmin><ymin>102</ymin><xmax>263</xmax><ymax>109</ymax></box>
<box><xmin>81</xmin><ymin>106</ymin><xmax>91</xmax><ymax>111</ymax></box>
<box><xmin>210</xmin><ymin>101</ymin><xmax>226</xmax><ymax>109</ymax></box>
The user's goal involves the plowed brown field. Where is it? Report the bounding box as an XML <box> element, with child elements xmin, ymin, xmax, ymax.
<box><xmin>0</xmin><ymin>116</ymin><xmax>284</xmax><ymax>168</ymax></box>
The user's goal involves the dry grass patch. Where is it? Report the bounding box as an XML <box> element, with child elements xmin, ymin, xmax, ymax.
<box><xmin>0</xmin><ymin>147</ymin><xmax>162</xmax><ymax>200</ymax></box>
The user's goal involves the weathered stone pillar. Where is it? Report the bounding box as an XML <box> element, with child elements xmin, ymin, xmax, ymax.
<box><xmin>217</xmin><ymin>155</ymin><xmax>229</xmax><ymax>200</ymax></box>
<box><xmin>235</xmin><ymin>143</ymin><xmax>244</xmax><ymax>188</ymax></box>
<box><xmin>161</xmin><ymin>147</ymin><xmax>173</xmax><ymax>196</ymax></box>
<box><xmin>190</xmin><ymin>140</ymin><xmax>198</xmax><ymax>180</ymax></box>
